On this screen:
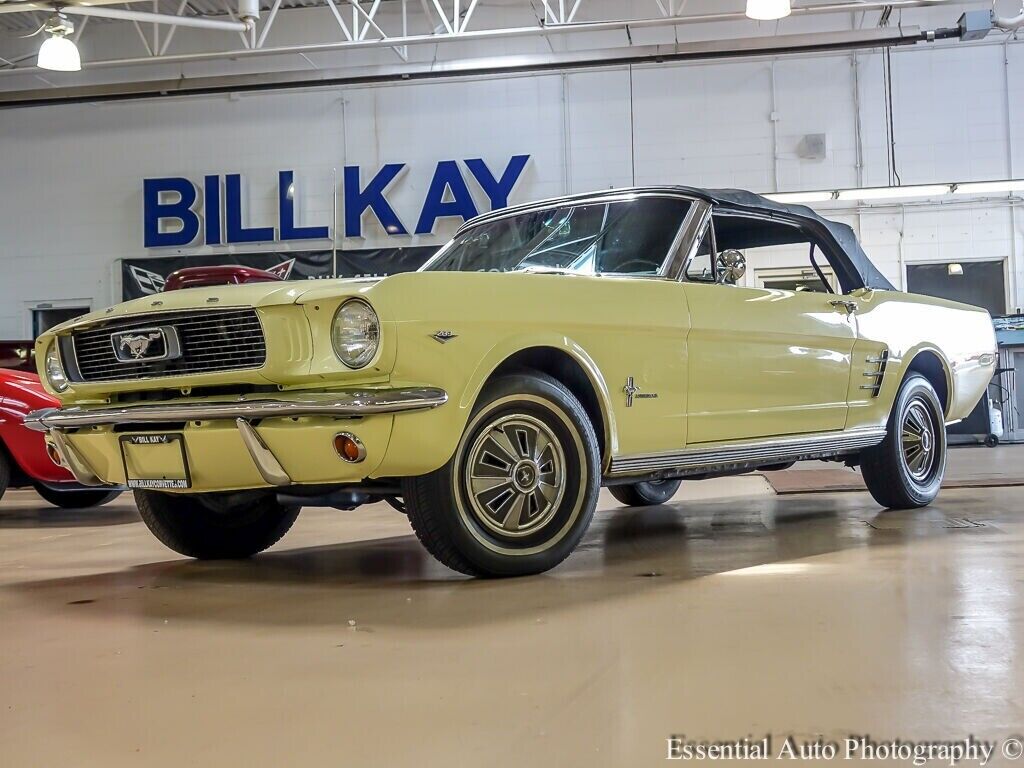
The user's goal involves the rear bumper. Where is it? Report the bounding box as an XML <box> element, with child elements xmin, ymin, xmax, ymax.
<box><xmin>25</xmin><ymin>387</ymin><xmax>448</xmax><ymax>491</ymax></box>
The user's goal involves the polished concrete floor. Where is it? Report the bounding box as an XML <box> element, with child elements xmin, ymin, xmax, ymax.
<box><xmin>1</xmin><ymin>458</ymin><xmax>1023</xmax><ymax>767</ymax></box>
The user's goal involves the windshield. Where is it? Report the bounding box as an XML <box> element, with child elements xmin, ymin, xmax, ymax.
<box><xmin>422</xmin><ymin>196</ymin><xmax>693</xmax><ymax>276</ymax></box>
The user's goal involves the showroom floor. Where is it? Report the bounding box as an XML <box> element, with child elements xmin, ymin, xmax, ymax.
<box><xmin>2</xmin><ymin>448</ymin><xmax>1022</xmax><ymax>767</ymax></box>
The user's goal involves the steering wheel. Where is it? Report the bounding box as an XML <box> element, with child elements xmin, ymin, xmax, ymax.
<box><xmin>609</xmin><ymin>258</ymin><xmax>659</xmax><ymax>274</ymax></box>
<box><xmin>518</xmin><ymin>247</ymin><xmax>589</xmax><ymax>270</ymax></box>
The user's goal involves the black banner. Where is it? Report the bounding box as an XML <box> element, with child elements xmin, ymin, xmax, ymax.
<box><xmin>121</xmin><ymin>247</ymin><xmax>439</xmax><ymax>300</ymax></box>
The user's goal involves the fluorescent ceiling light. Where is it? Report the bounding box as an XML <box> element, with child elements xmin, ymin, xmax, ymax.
<box><xmin>746</xmin><ymin>0</ymin><xmax>792</xmax><ymax>21</ymax></box>
<box><xmin>764</xmin><ymin>179</ymin><xmax>1024</xmax><ymax>207</ymax></box>
<box><xmin>765</xmin><ymin>191</ymin><xmax>836</xmax><ymax>204</ymax></box>
<box><xmin>953</xmin><ymin>180</ymin><xmax>1024</xmax><ymax>195</ymax></box>
<box><xmin>836</xmin><ymin>184</ymin><xmax>950</xmax><ymax>201</ymax></box>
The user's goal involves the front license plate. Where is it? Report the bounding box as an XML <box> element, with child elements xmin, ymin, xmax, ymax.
<box><xmin>119</xmin><ymin>434</ymin><xmax>192</xmax><ymax>489</ymax></box>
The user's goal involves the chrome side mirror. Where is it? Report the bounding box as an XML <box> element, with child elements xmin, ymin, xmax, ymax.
<box><xmin>716</xmin><ymin>249</ymin><xmax>746</xmax><ymax>284</ymax></box>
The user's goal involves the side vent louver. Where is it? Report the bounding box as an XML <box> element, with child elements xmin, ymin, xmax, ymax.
<box><xmin>860</xmin><ymin>350</ymin><xmax>889</xmax><ymax>397</ymax></box>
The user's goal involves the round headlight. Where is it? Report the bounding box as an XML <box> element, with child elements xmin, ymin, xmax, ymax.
<box><xmin>44</xmin><ymin>342</ymin><xmax>69</xmax><ymax>393</ymax></box>
<box><xmin>331</xmin><ymin>299</ymin><xmax>380</xmax><ymax>369</ymax></box>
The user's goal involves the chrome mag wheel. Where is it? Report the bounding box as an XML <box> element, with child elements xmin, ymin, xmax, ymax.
<box><xmin>464</xmin><ymin>413</ymin><xmax>566</xmax><ymax>538</ymax></box>
<box><xmin>901</xmin><ymin>397</ymin><xmax>941</xmax><ymax>482</ymax></box>
<box><xmin>403</xmin><ymin>373</ymin><xmax>601</xmax><ymax>576</ymax></box>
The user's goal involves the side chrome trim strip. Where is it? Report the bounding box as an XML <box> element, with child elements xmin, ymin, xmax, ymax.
<box><xmin>24</xmin><ymin>387</ymin><xmax>448</xmax><ymax>432</ymax></box>
<box><xmin>607</xmin><ymin>428</ymin><xmax>886</xmax><ymax>477</ymax></box>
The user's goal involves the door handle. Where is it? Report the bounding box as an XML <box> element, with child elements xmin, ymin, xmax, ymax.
<box><xmin>829</xmin><ymin>299</ymin><xmax>858</xmax><ymax>313</ymax></box>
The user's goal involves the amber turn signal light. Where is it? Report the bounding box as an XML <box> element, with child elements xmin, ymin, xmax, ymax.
<box><xmin>334</xmin><ymin>432</ymin><xmax>366</xmax><ymax>463</ymax></box>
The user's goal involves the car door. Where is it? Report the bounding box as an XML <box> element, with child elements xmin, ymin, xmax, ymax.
<box><xmin>681</xmin><ymin>211</ymin><xmax>857</xmax><ymax>445</ymax></box>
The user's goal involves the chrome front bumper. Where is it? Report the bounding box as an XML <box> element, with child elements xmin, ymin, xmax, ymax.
<box><xmin>23</xmin><ymin>387</ymin><xmax>448</xmax><ymax>431</ymax></box>
<box><xmin>25</xmin><ymin>387</ymin><xmax>448</xmax><ymax>489</ymax></box>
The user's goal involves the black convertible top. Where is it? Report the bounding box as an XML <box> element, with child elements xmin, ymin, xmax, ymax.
<box><xmin>461</xmin><ymin>185</ymin><xmax>895</xmax><ymax>293</ymax></box>
<box><xmin>688</xmin><ymin>187</ymin><xmax>895</xmax><ymax>292</ymax></box>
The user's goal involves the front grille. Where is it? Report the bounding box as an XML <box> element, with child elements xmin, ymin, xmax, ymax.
<box><xmin>67</xmin><ymin>308</ymin><xmax>266</xmax><ymax>383</ymax></box>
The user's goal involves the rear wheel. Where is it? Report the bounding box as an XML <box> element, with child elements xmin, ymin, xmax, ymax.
<box><xmin>34</xmin><ymin>484</ymin><xmax>121</xmax><ymax>509</ymax></box>
<box><xmin>609</xmin><ymin>479</ymin><xmax>681</xmax><ymax>507</ymax></box>
<box><xmin>860</xmin><ymin>373</ymin><xmax>946</xmax><ymax>509</ymax></box>
<box><xmin>402</xmin><ymin>372</ymin><xmax>600</xmax><ymax>577</ymax></box>
<box><xmin>134</xmin><ymin>489</ymin><xmax>299</xmax><ymax>559</ymax></box>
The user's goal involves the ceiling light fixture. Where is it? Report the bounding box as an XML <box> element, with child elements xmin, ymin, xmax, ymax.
<box><xmin>37</xmin><ymin>13</ymin><xmax>81</xmax><ymax>72</ymax></box>
<box><xmin>952</xmin><ymin>180</ymin><xmax>1024</xmax><ymax>195</ymax></box>
<box><xmin>836</xmin><ymin>184</ymin><xmax>950</xmax><ymax>201</ymax></box>
<box><xmin>766</xmin><ymin>179</ymin><xmax>1024</xmax><ymax>206</ymax></box>
<box><xmin>765</xmin><ymin>191</ymin><xmax>837</xmax><ymax>204</ymax></box>
<box><xmin>746</xmin><ymin>0</ymin><xmax>792</xmax><ymax>21</ymax></box>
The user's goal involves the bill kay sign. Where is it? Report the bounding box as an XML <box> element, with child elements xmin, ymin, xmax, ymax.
<box><xmin>143</xmin><ymin>155</ymin><xmax>530</xmax><ymax>248</ymax></box>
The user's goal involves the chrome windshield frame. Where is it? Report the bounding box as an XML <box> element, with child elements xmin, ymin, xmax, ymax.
<box><xmin>418</xmin><ymin>189</ymin><xmax>707</xmax><ymax>280</ymax></box>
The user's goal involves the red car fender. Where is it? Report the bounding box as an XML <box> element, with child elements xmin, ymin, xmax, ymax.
<box><xmin>0</xmin><ymin>369</ymin><xmax>74</xmax><ymax>486</ymax></box>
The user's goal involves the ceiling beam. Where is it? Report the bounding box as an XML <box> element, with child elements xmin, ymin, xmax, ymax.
<box><xmin>0</xmin><ymin>0</ymin><xmax>960</xmax><ymax>77</ymax></box>
<box><xmin>0</xmin><ymin>25</ymin><xmax>936</xmax><ymax>107</ymax></box>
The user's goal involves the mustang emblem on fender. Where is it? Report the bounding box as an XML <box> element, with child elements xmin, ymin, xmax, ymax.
<box><xmin>115</xmin><ymin>332</ymin><xmax>163</xmax><ymax>360</ymax></box>
<box><xmin>624</xmin><ymin>376</ymin><xmax>658</xmax><ymax>407</ymax></box>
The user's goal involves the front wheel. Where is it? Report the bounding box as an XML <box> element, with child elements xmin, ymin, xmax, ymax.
<box><xmin>402</xmin><ymin>372</ymin><xmax>601</xmax><ymax>577</ymax></box>
<box><xmin>34</xmin><ymin>484</ymin><xmax>122</xmax><ymax>509</ymax></box>
<box><xmin>609</xmin><ymin>479</ymin><xmax>681</xmax><ymax>507</ymax></box>
<box><xmin>860</xmin><ymin>373</ymin><xmax>946</xmax><ymax>509</ymax></box>
<box><xmin>134</xmin><ymin>489</ymin><xmax>299</xmax><ymax>559</ymax></box>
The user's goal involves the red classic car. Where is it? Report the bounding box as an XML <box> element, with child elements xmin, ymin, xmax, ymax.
<box><xmin>0</xmin><ymin>340</ymin><xmax>35</xmax><ymax>372</ymax></box>
<box><xmin>0</xmin><ymin>368</ymin><xmax>122</xmax><ymax>507</ymax></box>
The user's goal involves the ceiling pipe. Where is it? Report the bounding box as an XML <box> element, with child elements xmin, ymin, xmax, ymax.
<box><xmin>0</xmin><ymin>0</ymin><xmax>960</xmax><ymax>76</ymax></box>
<box><xmin>59</xmin><ymin>5</ymin><xmax>250</xmax><ymax>32</ymax></box>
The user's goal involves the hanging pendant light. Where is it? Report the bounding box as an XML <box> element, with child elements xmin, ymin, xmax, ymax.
<box><xmin>37</xmin><ymin>13</ymin><xmax>81</xmax><ymax>72</ymax></box>
<box><xmin>746</xmin><ymin>0</ymin><xmax>792</xmax><ymax>21</ymax></box>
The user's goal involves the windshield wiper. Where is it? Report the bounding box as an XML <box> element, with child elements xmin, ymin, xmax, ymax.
<box><xmin>518</xmin><ymin>266</ymin><xmax>594</xmax><ymax>276</ymax></box>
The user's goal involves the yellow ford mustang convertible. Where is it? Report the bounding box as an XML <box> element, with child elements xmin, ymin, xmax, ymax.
<box><xmin>28</xmin><ymin>188</ymin><xmax>996</xmax><ymax>576</ymax></box>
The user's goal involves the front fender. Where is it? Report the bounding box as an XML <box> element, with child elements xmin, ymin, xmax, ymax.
<box><xmin>458</xmin><ymin>332</ymin><xmax>618</xmax><ymax>456</ymax></box>
<box><xmin>377</xmin><ymin>329</ymin><xmax>617</xmax><ymax>479</ymax></box>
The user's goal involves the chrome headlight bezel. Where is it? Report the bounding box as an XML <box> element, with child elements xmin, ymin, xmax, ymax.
<box><xmin>44</xmin><ymin>341</ymin><xmax>69</xmax><ymax>393</ymax></box>
<box><xmin>331</xmin><ymin>298</ymin><xmax>380</xmax><ymax>369</ymax></box>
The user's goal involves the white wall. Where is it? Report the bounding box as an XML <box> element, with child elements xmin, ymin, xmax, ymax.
<box><xmin>1</xmin><ymin>32</ymin><xmax>1022</xmax><ymax>337</ymax></box>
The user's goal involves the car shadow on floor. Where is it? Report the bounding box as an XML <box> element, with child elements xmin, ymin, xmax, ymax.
<box><xmin>0</xmin><ymin>500</ymin><xmax>140</xmax><ymax>528</ymax></box>
<box><xmin>4</xmin><ymin>490</ymin><xmax>986</xmax><ymax>631</ymax></box>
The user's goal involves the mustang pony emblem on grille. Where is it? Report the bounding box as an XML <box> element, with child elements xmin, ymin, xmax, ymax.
<box><xmin>109</xmin><ymin>327</ymin><xmax>178</xmax><ymax>363</ymax></box>
<box><xmin>118</xmin><ymin>332</ymin><xmax>162</xmax><ymax>359</ymax></box>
